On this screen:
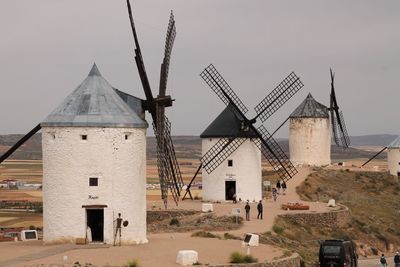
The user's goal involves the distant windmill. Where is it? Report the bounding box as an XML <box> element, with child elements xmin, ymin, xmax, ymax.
<box><xmin>361</xmin><ymin>136</ymin><xmax>400</xmax><ymax>177</ymax></box>
<box><xmin>126</xmin><ymin>0</ymin><xmax>183</xmax><ymax>207</ymax></box>
<box><xmin>289</xmin><ymin>68</ymin><xmax>351</xmax><ymax>166</ymax></box>
<box><xmin>183</xmin><ymin>64</ymin><xmax>304</xmax><ymax>201</ymax></box>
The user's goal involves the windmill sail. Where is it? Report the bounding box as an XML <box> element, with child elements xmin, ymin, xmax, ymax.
<box><xmin>330</xmin><ymin>68</ymin><xmax>351</xmax><ymax>148</ymax></box>
<box><xmin>126</xmin><ymin>0</ymin><xmax>182</xmax><ymax>207</ymax></box>
<box><xmin>199</xmin><ymin>64</ymin><xmax>303</xmax><ymax>181</ymax></box>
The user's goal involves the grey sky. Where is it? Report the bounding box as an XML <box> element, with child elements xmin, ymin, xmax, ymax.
<box><xmin>0</xmin><ymin>0</ymin><xmax>399</xmax><ymax>137</ymax></box>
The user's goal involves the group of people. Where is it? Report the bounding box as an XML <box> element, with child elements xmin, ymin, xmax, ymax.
<box><xmin>272</xmin><ymin>180</ymin><xmax>287</xmax><ymax>202</ymax></box>
<box><xmin>380</xmin><ymin>252</ymin><xmax>400</xmax><ymax>267</ymax></box>
<box><xmin>239</xmin><ymin>179</ymin><xmax>289</xmax><ymax>221</ymax></box>
<box><xmin>244</xmin><ymin>200</ymin><xmax>263</xmax><ymax>221</ymax></box>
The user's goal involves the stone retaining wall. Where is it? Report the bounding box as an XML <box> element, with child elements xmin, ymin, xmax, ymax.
<box><xmin>278</xmin><ymin>206</ymin><xmax>350</xmax><ymax>227</ymax></box>
<box><xmin>207</xmin><ymin>253</ymin><xmax>301</xmax><ymax>267</ymax></box>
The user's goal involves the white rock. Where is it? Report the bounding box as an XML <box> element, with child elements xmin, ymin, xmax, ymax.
<box><xmin>202</xmin><ymin>203</ymin><xmax>213</xmax><ymax>212</ymax></box>
<box><xmin>176</xmin><ymin>250</ymin><xmax>198</xmax><ymax>265</ymax></box>
<box><xmin>328</xmin><ymin>199</ymin><xmax>336</xmax><ymax>207</ymax></box>
<box><xmin>243</xmin><ymin>233</ymin><xmax>259</xmax><ymax>247</ymax></box>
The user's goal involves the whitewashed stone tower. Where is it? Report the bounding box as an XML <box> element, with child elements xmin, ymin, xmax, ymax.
<box><xmin>387</xmin><ymin>136</ymin><xmax>400</xmax><ymax>176</ymax></box>
<box><xmin>289</xmin><ymin>93</ymin><xmax>330</xmax><ymax>166</ymax></box>
<box><xmin>200</xmin><ymin>106</ymin><xmax>262</xmax><ymax>202</ymax></box>
<box><xmin>41</xmin><ymin>64</ymin><xmax>148</xmax><ymax>244</ymax></box>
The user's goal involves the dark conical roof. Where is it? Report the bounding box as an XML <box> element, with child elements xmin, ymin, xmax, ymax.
<box><xmin>290</xmin><ymin>93</ymin><xmax>329</xmax><ymax>118</ymax></box>
<box><xmin>200</xmin><ymin>104</ymin><xmax>257</xmax><ymax>138</ymax></box>
<box><xmin>41</xmin><ymin>63</ymin><xmax>148</xmax><ymax>128</ymax></box>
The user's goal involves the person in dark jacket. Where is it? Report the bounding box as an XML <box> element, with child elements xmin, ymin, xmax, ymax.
<box><xmin>257</xmin><ymin>200</ymin><xmax>263</xmax><ymax>219</ymax></box>
<box><xmin>276</xmin><ymin>180</ymin><xmax>281</xmax><ymax>194</ymax></box>
<box><xmin>380</xmin><ymin>254</ymin><xmax>387</xmax><ymax>267</ymax></box>
<box><xmin>281</xmin><ymin>181</ymin><xmax>287</xmax><ymax>195</ymax></box>
<box><xmin>394</xmin><ymin>251</ymin><xmax>400</xmax><ymax>267</ymax></box>
<box><xmin>245</xmin><ymin>201</ymin><xmax>250</xmax><ymax>221</ymax></box>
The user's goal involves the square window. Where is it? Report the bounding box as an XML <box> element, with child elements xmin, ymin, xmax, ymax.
<box><xmin>89</xmin><ymin>177</ymin><xmax>98</xmax><ymax>186</ymax></box>
<box><xmin>228</xmin><ymin>160</ymin><xmax>233</xmax><ymax>167</ymax></box>
<box><xmin>81</xmin><ymin>135</ymin><xmax>87</xmax><ymax>140</ymax></box>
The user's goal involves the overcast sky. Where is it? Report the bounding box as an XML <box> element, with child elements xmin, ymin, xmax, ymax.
<box><xmin>0</xmin><ymin>1</ymin><xmax>399</xmax><ymax>137</ymax></box>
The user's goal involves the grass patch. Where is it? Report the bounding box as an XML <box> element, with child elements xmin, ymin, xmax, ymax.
<box><xmin>124</xmin><ymin>259</ymin><xmax>140</xmax><ymax>267</ymax></box>
<box><xmin>229</xmin><ymin>251</ymin><xmax>258</xmax><ymax>263</ymax></box>
<box><xmin>261</xmin><ymin>169</ymin><xmax>400</xmax><ymax>266</ymax></box>
<box><xmin>272</xmin><ymin>224</ymin><xmax>284</xmax><ymax>235</ymax></box>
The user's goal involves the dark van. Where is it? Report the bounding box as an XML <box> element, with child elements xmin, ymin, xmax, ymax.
<box><xmin>319</xmin><ymin>240</ymin><xmax>358</xmax><ymax>267</ymax></box>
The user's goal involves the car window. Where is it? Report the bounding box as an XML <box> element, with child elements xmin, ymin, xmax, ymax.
<box><xmin>323</xmin><ymin>245</ymin><xmax>341</xmax><ymax>255</ymax></box>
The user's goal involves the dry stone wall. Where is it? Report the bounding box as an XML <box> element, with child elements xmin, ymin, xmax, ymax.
<box><xmin>279</xmin><ymin>207</ymin><xmax>350</xmax><ymax>227</ymax></box>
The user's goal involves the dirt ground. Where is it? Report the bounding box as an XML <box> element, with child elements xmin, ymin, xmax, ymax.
<box><xmin>0</xmin><ymin>162</ymin><xmax>392</xmax><ymax>267</ymax></box>
<box><xmin>0</xmin><ymin>166</ymin><xmax>333</xmax><ymax>267</ymax></box>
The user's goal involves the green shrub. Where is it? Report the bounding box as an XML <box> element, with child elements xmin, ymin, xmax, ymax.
<box><xmin>229</xmin><ymin>252</ymin><xmax>258</xmax><ymax>263</ymax></box>
<box><xmin>230</xmin><ymin>251</ymin><xmax>243</xmax><ymax>263</ymax></box>
<box><xmin>243</xmin><ymin>254</ymin><xmax>258</xmax><ymax>263</ymax></box>
<box><xmin>273</xmin><ymin>224</ymin><xmax>284</xmax><ymax>235</ymax></box>
<box><xmin>169</xmin><ymin>217</ymin><xmax>180</xmax><ymax>226</ymax></box>
<box><xmin>124</xmin><ymin>259</ymin><xmax>140</xmax><ymax>267</ymax></box>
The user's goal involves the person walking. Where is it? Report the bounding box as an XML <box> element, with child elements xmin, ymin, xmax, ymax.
<box><xmin>245</xmin><ymin>201</ymin><xmax>251</xmax><ymax>221</ymax></box>
<box><xmin>257</xmin><ymin>200</ymin><xmax>263</xmax><ymax>219</ymax></box>
<box><xmin>272</xmin><ymin>187</ymin><xmax>277</xmax><ymax>201</ymax></box>
<box><xmin>380</xmin><ymin>254</ymin><xmax>387</xmax><ymax>267</ymax></box>
<box><xmin>281</xmin><ymin>181</ymin><xmax>287</xmax><ymax>195</ymax></box>
<box><xmin>276</xmin><ymin>180</ymin><xmax>281</xmax><ymax>194</ymax></box>
<box><xmin>232</xmin><ymin>193</ymin><xmax>237</xmax><ymax>204</ymax></box>
<box><xmin>394</xmin><ymin>251</ymin><xmax>400</xmax><ymax>267</ymax></box>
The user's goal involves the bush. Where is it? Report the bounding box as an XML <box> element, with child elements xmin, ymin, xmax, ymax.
<box><xmin>229</xmin><ymin>251</ymin><xmax>258</xmax><ymax>263</ymax></box>
<box><xmin>243</xmin><ymin>254</ymin><xmax>258</xmax><ymax>263</ymax></box>
<box><xmin>124</xmin><ymin>259</ymin><xmax>140</xmax><ymax>267</ymax></box>
<box><xmin>29</xmin><ymin>225</ymin><xmax>36</xmax><ymax>230</ymax></box>
<box><xmin>169</xmin><ymin>218</ymin><xmax>180</xmax><ymax>226</ymax></box>
<box><xmin>273</xmin><ymin>224</ymin><xmax>284</xmax><ymax>235</ymax></box>
<box><xmin>230</xmin><ymin>251</ymin><xmax>243</xmax><ymax>263</ymax></box>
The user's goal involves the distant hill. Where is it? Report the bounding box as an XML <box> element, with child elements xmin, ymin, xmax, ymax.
<box><xmin>0</xmin><ymin>133</ymin><xmax>392</xmax><ymax>161</ymax></box>
<box><xmin>348</xmin><ymin>134</ymin><xmax>398</xmax><ymax>146</ymax></box>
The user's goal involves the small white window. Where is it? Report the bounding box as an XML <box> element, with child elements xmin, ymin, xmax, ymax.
<box><xmin>81</xmin><ymin>135</ymin><xmax>87</xmax><ymax>140</ymax></box>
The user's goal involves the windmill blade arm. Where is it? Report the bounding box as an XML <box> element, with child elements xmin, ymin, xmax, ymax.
<box><xmin>330</xmin><ymin>110</ymin><xmax>340</xmax><ymax>146</ymax></box>
<box><xmin>126</xmin><ymin>0</ymin><xmax>154</xmax><ymax>104</ymax></box>
<box><xmin>201</xmin><ymin>137</ymin><xmax>246</xmax><ymax>174</ymax></box>
<box><xmin>153</xmin><ymin>114</ymin><xmax>183</xmax><ymax>207</ymax></box>
<box><xmin>0</xmin><ymin>124</ymin><xmax>41</xmax><ymax>164</ymax></box>
<box><xmin>361</xmin><ymin>147</ymin><xmax>387</xmax><ymax>167</ymax></box>
<box><xmin>337</xmin><ymin>111</ymin><xmax>351</xmax><ymax>148</ymax></box>
<box><xmin>254</xmin><ymin>72</ymin><xmax>304</xmax><ymax>122</ymax></box>
<box><xmin>200</xmin><ymin>64</ymin><xmax>249</xmax><ymax>115</ymax></box>
<box><xmin>252</xmin><ymin>125</ymin><xmax>298</xmax><ymax>182</ymax></box>
<box><xmin>159</xmin><ymin>11</ymin><xmax>176</xmax><ymax>97</ymax></box>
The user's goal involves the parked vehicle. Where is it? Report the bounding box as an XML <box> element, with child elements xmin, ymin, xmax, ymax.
<box><xmin>319</xmin><ymin>239</ymin><xmax>358</xmax><ymax>267</ymax></box>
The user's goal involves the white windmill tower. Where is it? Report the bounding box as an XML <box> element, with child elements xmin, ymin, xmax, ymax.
<box><xmin>41</xmin><ymin>64</ymin><xmax>148</xmax><ymax>244</ymax></box>
<box><xmin>183</xmin><ymin>64</ymin><xmax>304</xmax><ymax>202</ymax></box>
<box><xmin>289</xmin><ymin>93</ymin><xmax>331</xmax><ymax>166</ymax></box>
<box><xmin>289</xmin><ymin>69</ymin><xmax>351</xmax><ymax>166</ymax></box>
